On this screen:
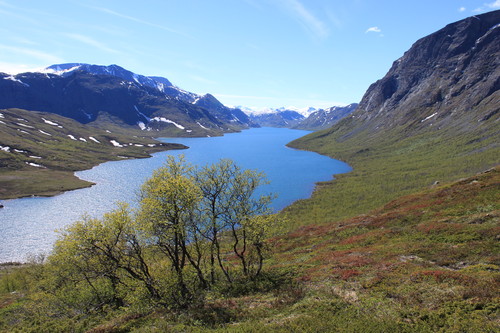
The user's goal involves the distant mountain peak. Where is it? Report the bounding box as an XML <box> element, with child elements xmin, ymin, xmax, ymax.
<box><xmin>42</xmin><ymin>63</ymin><xmax>174</xmax><ymax>89</ymax></box>
<box><xmin>295</xmin><ymin>103</ymin><xmax>358</xmax><ymax>131</ymax></box>
<box><xmin>239</xmin><ymin>106</ymin><xmax>318</xmax><ymax>117</ymax></box>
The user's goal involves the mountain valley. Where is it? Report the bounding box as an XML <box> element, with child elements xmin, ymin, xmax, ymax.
<box><xmin>0</xmin><ymin>9</ymin><xmax>499</xmax><ymax>333</ymax></box>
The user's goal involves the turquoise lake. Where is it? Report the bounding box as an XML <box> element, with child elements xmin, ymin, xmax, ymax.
<box><xmin>0</xmin><ymin>127</ymin><xmax>351</xmax><ymax>262</ymax></box>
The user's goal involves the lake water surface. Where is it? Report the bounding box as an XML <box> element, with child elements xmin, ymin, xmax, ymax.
<box><xmin>0</xmin><ymin>128</ymin><xmax>351</xmax><ymax>262</ymax></box>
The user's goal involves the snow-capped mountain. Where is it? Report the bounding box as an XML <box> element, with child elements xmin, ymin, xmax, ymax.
<box><xmin>241</xmin><ymin>104</ymin><xmax>357</xmax><ymax>130</ymax></box>
<box><xmin>43</xmin><ymin>63</ymin><xmax>199</xmax><ymax>103</ymax></box>
<box><xmin>239</xmin><ymin>106</ymin><xmax>318</xmax><ymax>117</ymax></box>
<box><xmin>0</xmin><ymin>63</ymin><xmax>255</xmax><ymax>136</ymax></box>
<box><xmin>248</xmin><ymin>110</ymin><xmax>305</xmax><ymax>128</ymax></box>
<box><xmin>45</xmin><ymin>63</ymin><xmax>172</xmax><ymax>89</ymax></box>
<box><xmin>296</xmin><ymin>103</ymin><xmax>359</xmax><ymax>130</ymax></box>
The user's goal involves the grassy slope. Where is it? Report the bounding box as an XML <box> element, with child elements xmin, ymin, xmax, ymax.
<box><xmin>221</xmin><ymin>167</ymin><xmax>500</xmax><ymax>332</ymax></box>
<box><xmin>136</xmin><ymin>168</ymin><xmax>500</xmax><ymax>332</ymax></box>
<box><xmin>205</xmin><ymin>162</ymin><xmax>498</xmax><ymax>332</ymax></box>
<box><xmin>0</xmin><ymin>110</ymin><xmax>498</xmax><ymax>331</ymax></box>
<box><xmin>2</xmin><ymin>165</ymin><xmax>495</xmax><ymax>332</ymax></box>
<box><xmin>282</xmin><ymin>115</ymin><xmax>499</xmax><ymax>230</ymax></box>
<box><xmin>0</xmin><ymin>108</ymin><xmax>186</xmax><ymax>199</ymax></box>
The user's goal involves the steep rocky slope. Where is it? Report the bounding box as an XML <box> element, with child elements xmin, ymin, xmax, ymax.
<box><xmin>343</xmin><ymin>10</ymin><xmax>498</xmax><ymax>139</ymax></box>
<box><xmin>292</xmin><ymin>10</ymin><xmax>499</xmax><ymax>152</ymax></box>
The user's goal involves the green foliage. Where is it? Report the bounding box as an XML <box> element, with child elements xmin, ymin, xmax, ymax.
<box><xmin>0</xmin><ymin>156</ymin><xmax>285</xmax><ymax>332</ymax></box>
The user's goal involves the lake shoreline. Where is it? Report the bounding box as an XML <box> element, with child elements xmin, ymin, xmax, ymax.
<box><xmin>1</xmin><ymin>128</ymin><xmax>351</xmax><ymax>264</ymax></box>
<box><xmin>0</xmin><ymin>142</ymin><xmax>187</xmax><ymax>201</ymax></box>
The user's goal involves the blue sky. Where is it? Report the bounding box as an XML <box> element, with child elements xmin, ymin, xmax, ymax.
<box><xmin>0</xmin><ymin>1</ymin><xmax>498</xmax><ymax>109</ymax></box>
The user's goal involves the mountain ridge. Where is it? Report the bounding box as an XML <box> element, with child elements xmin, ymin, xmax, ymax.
<box><xmin>243</xmin><ymin>104</ymin><xmax>358</xmax><ymax>130</ymax></box>
<box><xmin>0</xmin><ymin>64</ymin><xmax>255</xmax><ymax>136</ymax></box>
<box><xmin>248</xmin><ymin>110</ymin><xmax>305</xmax><ymax>128</ymax></box>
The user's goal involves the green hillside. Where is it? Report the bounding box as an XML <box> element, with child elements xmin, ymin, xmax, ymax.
<box><xmin>0</xmin><ymin>108</ymin><xmax>185</xmax><ymax>199</ymax></box>
<box><xmin>284</xmin><ymin>118</ymin><xmax>499</xmax><ymax>229</ymax></box>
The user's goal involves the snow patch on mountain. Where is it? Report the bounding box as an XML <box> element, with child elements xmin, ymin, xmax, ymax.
<box><xmin>197</xmin><ymin>121</ymin><xmax>208</xmax><ymax>130</ymax></box>
<box><xmin>41</xmin><ymin>64</ymin><xmax>82</xmax><ymax>75</ymax></box>
<box><xmin>26</xmin><ymin>162</ymin><xmax>44</xmax><ymax>168</ymax></box>
<box><xmin>17</xmin><ymin>123</ymin><xmax>34</xmax><ymax>129</ymax></box>
<box><xmin>39</xmin><ymin>130</ymin><xmax>52</xmax><ymax>136</ymax></box>
<box><xmin>151</xmin><ymin>117</ymin><xmax>185</xmax><ymax>130</ymax></box>
<box><xmin>110</xmin><ymin>140</ymin><xmax>123</xmax><ymax>147</ymax></box>
<box><xmin>421</xmin><ymin>112</ymin><xmax>438</xmax><ymax>122</ymax></box>
<box><xmin>41</xmin><ymin>118</ymin><xmax>60</xmax><ymax>126</ymax></box>
<box><xmin>3</xmin><ymin>75</ymin><xmax>30</xmax><ymax>87</ymax></box>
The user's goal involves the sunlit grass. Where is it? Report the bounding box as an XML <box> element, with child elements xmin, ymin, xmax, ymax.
<box><xmin>283</xmin><ymin>121</ymin><xmax>499</xmax><ymax>229</ymax></box>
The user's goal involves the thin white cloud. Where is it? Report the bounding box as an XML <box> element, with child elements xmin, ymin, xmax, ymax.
<box><xmin>486</xmin><ymin>0</ymin><xmax>500</xmax><ymax>8</ymax></box>
<box><xmin>17</xmin><ymin>38</ymin><xmax>38</xmax><ymax>46</ymax></box>
<box><xmin>325</xmin><ymin>9</ymin><xmax>342</xmax><ymax>29</ymax></box>
<box><xmin>0</xmin><ymin>30</ymin><xmax>39</xmax><ymax>46</ymax></box>
<box><xmin>365</xmin><ymin>26</ymin><xmax>382</xmax><ymax>33</ymax></box>
<box><xmin>0</xmin><ymin>44</ymin><xmax>63</xmax><ymax>64</ymax></box>
<box><xmin>276</xmin><ymin>0</ymin><xmax>329</xmax><ymax>39</ymax></box>
<box><xmin>474</xmin><ymin>0</ymin><xmax>500</xmax><ymax>12</ymax></box>
<box><xmin>458</xmin><ymin>7</ymin><xmax>466</xmax><ymax>12</ymax></box>
<box><xmin>88</xmin><ymin>6</ymin><xmax>192</xmax><ymax>39</ymax></box>
<box><xmin>0</xmin><ymin>7</ymin><xmax>41</xmax><ymax>25</ymax></box>
<box><xmin>64</xmin><ymin>33</ymin><xmax>120</xmax><ymax>54</ymax></box>
<box><xmin>0</xmin><ymin>0</ymin><xmax>15</xmax><ymax>9</ymax></box>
